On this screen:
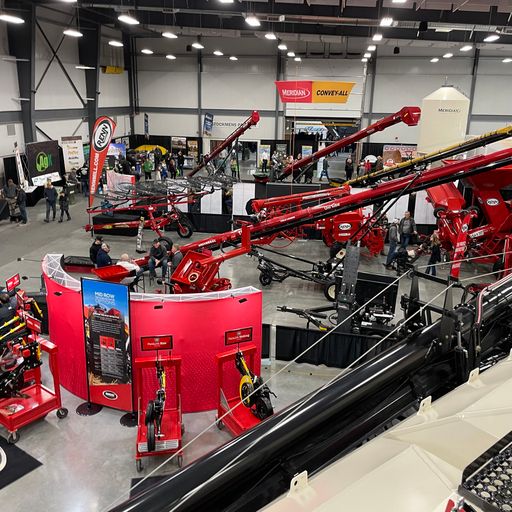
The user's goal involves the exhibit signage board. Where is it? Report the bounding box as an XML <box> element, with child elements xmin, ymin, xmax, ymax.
<box><xmin>25</xmin><ymin>315</ymin><xmax>42</xmax><ymax>334</ymax></box>
<box><xmin>383</xmin><ymin>144</ymin><xmax>417</xmax><ymax>166</ymax></box>
<box><xmin>141</xmin><ymin>335</ymin><xmax>173</xmax><ymax>351</ymax></box>
<box><xmin>275</xmin><ymin>80</ymin><xmax>356</xmax><ymax>104</ymax></box>
<box><xmin>61</xmin><ymin>136</ymin><xmax>85</xmax><ymax>172</ymax></box>
<box><xmin>25</xmin><ymin>140</ymin><xmax>61</xmax><ymax>186</ymax></box>
<box><xmin>203</xmin><ymin>113</ymin><xmax>214</xmax><ymax>136</ymax></box>
<box><xmin>144</xmin><ymin>113</ymin><xmax>149</xmax><ymax>138</ymax></box>
<box><xmin>107</xmin><ymin>143</ymin><xmax>126</xmax><ymax>159</ymax></box>
<box><xmin>225</xmin><ymin>327</ymin><xmax>253</xmax><ymax>346</ymax></box>
<box><xmin>5</xmin><ymin>273</ymin><xmax>20</xmax><ymax>292</ymax></box>
<box><xmin>81</xmin><ymin>279</ymin><xmax>133</xmax><ymax>411</ymax></box>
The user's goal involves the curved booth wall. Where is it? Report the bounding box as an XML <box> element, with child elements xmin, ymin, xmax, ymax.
<box><xmin>42</xmin><ymin>254</ymin><xmax>262</xmax><ymax>412</ymax></box>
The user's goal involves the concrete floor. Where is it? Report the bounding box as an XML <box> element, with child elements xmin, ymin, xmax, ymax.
<box><xmin>0</xmin><ymin>167</ymin><xmax>493</xmax><ymax>511</ymax></box>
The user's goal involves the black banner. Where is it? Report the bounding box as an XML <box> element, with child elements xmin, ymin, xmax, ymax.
<box><xmin>25</xmin><ymin>140</ymin><xmax>61</xmax><ymax>186</ymax></box>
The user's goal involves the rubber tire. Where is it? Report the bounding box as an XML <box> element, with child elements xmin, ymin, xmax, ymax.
<box><xmin>254</xmin><ymin>396</ymin><xmax>274</xmax><ymax>420</ymax></box>
<box><xmin>177</xmin><ymin>223</ymin><xmax>193</xmax><ymax>238</ymax></box>
<box><xmin>323</xmin><ymin>281</ymin><xmax>337</xmax><ymax>302</ymax></box>
<box><xmin>7</xmin><ymin>431</ymin><xmax>19</xmax><ymax>444</ymax></box>
<box><xmin>146</xmin><ymin>422</ymin><xmax>156</xmax><ymax>453</ymax></box>
<box><xmin>259</xmin><ymin>272</ymin><xmax>273</xmax><ymax>287</ymax></box>
<box><xmin>56</xmin><ymin>408</ymin><xmax>68</xmax><ymax>419</ymax></box>
<box><xmin>433</xmin><ymin>207</ymin><xmax>447</xmax><ymax>219</ymax></box>
<box><xmin>145</xmin><ymin>400</ymin><xmax>155</xmax><ymax>425</ymax></box>
<box><xmin>177</xmin><ymin>455</ymin><xmax>183</xmax><ymax>468</ymax></box>
<box><xmin>245</xmin><ymin>198</ymin><xmax>256</xmax><ymax>215</ymax></box>
<box><xmin>158</xmin><ymin>236</ymin><xmax>174</xmax><ymax>252</ymax></box>
<box><xmin>216</xmin><ymin>418</ymin><xmax>224</xmax><ymax>430</ymax></box>
<box><xmin>136</xmin><ymin>459</ymin><xmax>143</xmax><ymax>472</ymax></box>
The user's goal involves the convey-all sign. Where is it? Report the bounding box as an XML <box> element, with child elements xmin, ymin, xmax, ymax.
<box><xmin>276</xmin><ymin>80</ymin><xmax>356</xmax><ymax>104</ymax></box>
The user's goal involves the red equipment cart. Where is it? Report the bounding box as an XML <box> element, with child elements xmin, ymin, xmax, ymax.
<box><xmin>134</xmin><ymin>355</ymin><xmax>184</xmax><ymax>471</ymax></box>
<box><xmin>215</xmin><ymin>345</ymin><xmax>261</xmax><ymax>436</ymax></box>
<box><xmin>0</xmin><ymin>338</ymin><xmax>68</xmax><ymax>444</ymax></box>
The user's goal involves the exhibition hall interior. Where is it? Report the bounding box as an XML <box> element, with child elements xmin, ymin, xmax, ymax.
<box><xmin>3</xmin><ymin>0</ymin><xmax>512</xmax><ymax>511</ymax></box>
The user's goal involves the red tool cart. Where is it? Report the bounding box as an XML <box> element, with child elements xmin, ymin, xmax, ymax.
<box><xmin>215</xmin><ymin>344</ymin><xmax>261</xmax><ymax>436</ymax></box>
<box><xmin>0</xmin><ymin>337</ymin><xmax>68</xmax><ymax>444</ymax></box>
<box><xmin>134</xmin><ymin>355</ymin><xmax>184</xmax><ymax>472</ymax></box>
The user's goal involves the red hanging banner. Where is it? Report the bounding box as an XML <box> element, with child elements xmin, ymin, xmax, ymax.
<box><xmin>275</xmin><ymin>80</ymin><xmax>313</xmax><ymax>103</ymax></box>
<box><xmin>88</xmin><ymin>116</ymin><xmax>116</xmax><ymax>207</ymax></box>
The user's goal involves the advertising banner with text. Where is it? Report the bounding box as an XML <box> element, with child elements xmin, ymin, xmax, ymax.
<box><xmin>25</xmin><ymin>140</ymin><xmax>61</xmax><ymax>186</ymax></box>
<box><xmin>61</xmin><ymin>135</ymin><xmax>85</xmax><ymax>173</ymax></box>
<box><xmin>276</xmin><ymin>80</ymin><xmax>356</xmax><ymax>104</ymax></box>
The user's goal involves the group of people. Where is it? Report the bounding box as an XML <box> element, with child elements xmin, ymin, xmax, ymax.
<box><xmin>89</xmin><ymin>236</ymin><xmax>183</xmax><ymax>290</ymax></box>
<box><xmin>43</xmin><ymin>180</ymin><xmax>71</xmax><ymax>223</ymax></box>
<box><xmin>123</xmin><ymin>149</ymin><xmax>187</xmax><ymax>182</ymax></box>
<box><xmin>1</xmin><ymin>178</ymin><xmax>27</xmax><ymax>225</ymax></box>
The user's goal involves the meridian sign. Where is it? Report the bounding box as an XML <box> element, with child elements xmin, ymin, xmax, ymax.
<box><xmin>275</xmin><ymin>80</ymin><xmax>356</xmax><ymax>104</ymax></box>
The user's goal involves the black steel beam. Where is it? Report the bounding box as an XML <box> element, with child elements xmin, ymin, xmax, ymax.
<box><xmin>6</xmin><ymin>0</ymin><xmax>36</xmax><ymax>143</ymax></box>
<box><xmin>123</xmin><ymin>33</ymin><xmax>137</xmax><ymax>135</ymax></box>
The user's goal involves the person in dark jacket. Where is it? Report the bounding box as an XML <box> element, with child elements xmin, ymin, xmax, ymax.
<box><xmin>384</xmin><ymin>218</ymin><xmax>400</xmax><ymax>269</ymax></box>
<box><xmin>177</xmin><ymin>151</ymin><xmax>185</xmax><ymax>177</ymax></box>
<box><xmin>399</xmin><ymin>211</ymin><xmax>417</xmax><ymax>248</ymax></box>
<box><xmin>2</xmin><ymin>178</ymin><xmax>18</xmax><ymax>221</ymax></box>
<box><xmin>0</xmin><ymin>293</ymin><xmax>15</xmax><ymax>324</ymax></box>
<box><xmin>375</xmin><ymin>155</ymin><xmax>384</xmax><ymax>172</ymax></box>
<box><xmin>148</xmin><ymin>239</ymin><xmax>170</xmax><ymax>281</ymax></box>
<box><xmin>44</xmin><ymin>181</ymin><xmax>57</xmax><ymax>222</ymax></box>
<box><xmin>16</xmin><ymin>186</ymin><xmax>27</xmax><ymax>225</ymax></box>
<box><xmin>58</xmin><ymin>190</ymin><xmax>71</xmax><ymax>222</ymax></box>
<box><xmin>96</xmin><ymin>243</ymin><xmax>112</xmax><ymax>268</ymax></box>
<box><xmin>89</xmin><ymin>236</ymin><xmax>103</xmax><ymax>266</ymax></box>
<box><xmin>345</xmin><ymin>157</ymin><xmax>354</xmax><ymax>181</ymax></box>
<box><xmin>426</xmin><ymin>233</ymin><xmax>442</xmax><ymax>276</ymax></box>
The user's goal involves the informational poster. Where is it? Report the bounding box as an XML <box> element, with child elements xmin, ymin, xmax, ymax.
<box><xmin>258</xmin><ymin>144</ymin><xmax>271</xmax><ymax>168</ymax></box>
<box><xmin>171</xmin><ymin>136</ymin><xmax>187</xmax><ymax>153</ymax></box>
<box><xmin>275</xmin><ymin>80</ymin><xmax>356</xmax><ymax>104</ymax></box>
<box><xmin>383</xmin><ymin>144</ymin><xmax>417</xmax><ymax>166</ymax></box>
<box><xmin>61</xmin><ymin>135</ymin><xmax>85</xmax><ymax>172</ymax></box>
<box><xmin>25</xmin><ymin>140</ymin><xmax>61</xmax><ymax>186</ymax></box>
<box><xmin>203</xmin><ymin>113</ymin><xmax>214</xmax><ymax>136</ymax></box>
<box><xmin>187</xmin><ymin>139</ymin><xmax>199</xmax><ymax>163</ymax></box>
<box><xmin>82</xmin><ymin>279</ymin><xmax>133</xmax><ymax>412</ymax></box>
<box><xmin>107</xmin><ymin>143</ymin><xmax>126</xmax><ymax>159</ymax></box>
<box><xmin>301</xmin><ymin>145</ymin><xmax>313</xmax><ymax>158</ymax></box>
<box><xmin>144</xmin><ymin>113</ymin><xmax>149</xmax><ymax>138</ymax></box>
<box><xmin>276</xmin><ymin>143</ymin><xmax>288</xmax><ymax>155</ymax></box>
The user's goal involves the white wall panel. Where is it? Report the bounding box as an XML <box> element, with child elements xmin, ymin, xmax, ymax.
<box><xmin>366</xmin><ymin>119</ymin><xmax>420</xmax><ymax>144</ymax></box>
<box><xmin>134</xmin><ymin>112</ymin><xmax>199</xmax><ymax>137</ymax></box>
<box><xmin>138</xmin><ymin>71</ymin><xmax>197</xmax><ymax>108</ymax></box>
<box><xmin>384</xmin><ymin>195</ymin><xmax>410</xmax><ymax>223</ymax></box>
<box><xmin>233</xmin><ymin>182</ymin><xmax>255</xmax><ymax>216</ymax></box>
<box><xmin>36</xmin><ymin>119</ymin><xmax>89</xmax><ymax>143</ymax></box>
<box><xmin>473</xmin><ymin>62</ymin><xmax>512</xmax><ymax>116</ymax></box>
<box><xmin>0</xmin><ymin>59</ymin><xmax>21</xmax><ymax>111</ymax></box>
<box><xmin>414</xmin><ymin>190</ymin><xmax>436</xmax><ymax>225</ymax></box>
<box><xmin>200</xmin><ymin>188</ymin><xmax>223</xmax><ymax>214</ymax></box>
<box><xmin>0</xmin><ymin>123</ymin><xmax>24</xmax><ymax>156</ymax></box>
<box><xmin>205</xmin><ymin>114</ymin><xmax>276</xmax><ymax>140</ymax></box>
<box><xmin>98</xmin><ymin>71</ymin><xmax>130</xmax><ymax>108</ymax></box>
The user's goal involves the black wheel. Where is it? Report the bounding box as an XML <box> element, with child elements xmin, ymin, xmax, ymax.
<box><xmin>177</xmin><ymin>455</ymin><xmax>183</xmax><ymax>468</ymax></box>
<box><xmin>216</xmin><ymin>417</ymin><xmax>224</xmax><ymax>430</ymax></box>
<box><xmin>145</xmin><ymin>400</ymin><xmax>155</xmax><ymax>425</ymax></box>
<box><xmin>323</xmin><ymin>281</ymin><xmax>337</xmax><ymax>301</ymax></box>
<box><xmin>245</xmin><ymin>198</ymin><xmax>256</xmax><ymax>215</ymax></box>
<box><xmin>158</xmin><ymin>236</ymin><xmax>174</xmax><ymax>252</ymax></box>
<box><xmin>56</xmin><ymin>408</ymin><xmax>68</xmax><ymax>419</ymax></box>
<box><xmin>7</xmin><ymin>431</ymin><xmax>19</xmax><ymax>444</ymax></box>
<box><xmin>146</xmin><ymin>422</ymin><xmax>156</xmax><ymax>453</ymax></box>
<box><xmin>177</xmin><ymin>222</ymin><xmax>193</xmax><ymax>238</ymax></box>
<box><xmin>136</xmin><ymin>459</ymin><xmax>143</xmax><ymax>472</ymax></box>
<box><xmin>240</xmin><ymin>381</ymin><xmax>254</xmax><ymax>407</ymax></box>
<box><xmin>259</xmin><ymin>272</ymin><xmax>272</xmax><ymax>287</ymax></box>
<box><xmin>254</xmin><ymin>397</ymin><xmax>274</xmax><ymax>420</ymax></box>
<box><xmin>433</xmin><ymin>207</ymin><xmax>447</xmax><ymax>219</ymax></box>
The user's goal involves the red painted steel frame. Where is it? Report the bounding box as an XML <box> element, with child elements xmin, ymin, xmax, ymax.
<box><xmin>280</xmin><ymin>106</ymin><xmax>421</xmax><ymax>179</ymax></box>
<box><xmin>188</xmin><ymin>110</ymin><xmax>260</xmax><ymax>177</ymax></box>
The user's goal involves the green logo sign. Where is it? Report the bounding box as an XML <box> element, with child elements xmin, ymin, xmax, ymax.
<box><xmin>36</xmin><ymin>152</ymin><xmax>53</xmax><ymax>173</ymax></box>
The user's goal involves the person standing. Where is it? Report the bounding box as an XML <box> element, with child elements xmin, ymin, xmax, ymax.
<box><xmin>89</xmin><ymin>236</ymin><xmax>103</xmax><ymax>266</ymax></box>
<box><xmin>426</xmin><ymin>233</ymin><xmax>442</xmax><ymax>276</ymax></box>
<box><xmin>384</xmin><ymin>218</ymin><xmax>400</xmax><ymax>269</ymax></box>
<box><xmin>2</xmin><ymin>179</ymin><xmax>18</xmax><ymax>221</ymax></box>
<box><xmin>58</xmin><ymin>190</ymin><xmax>71</xmax><ymax>222</ymax></box>
<box><xmin>399</xmin><ymin>211</ymin><xmax>417</xmax><ymax>249</ymax></box>
<box><xmin>44</xmin><ymin>180</ymin><xmax>57</xmax><ymax>223</ymax></box>
<box><xmin>77</xmin><ymin>166</ymin><xmax>89</xmax><ymax>196</ymax></box>
<box><xmin>96</xmin><ymin>243</ymin><xmax>112</xmax><ymax>268</ymax></box>
<box><xmin>375</xmin><ymin>155</ymin><xmax>384</xmax><ymax>172</ymax></box>
<box><xmin>261</xmin><ymin>150</ymin><xmax>269</xmax><ymax>172</ymax></box>
<box><xmin>177</xmin><ymin>151</ymin><xmax>185</xmax><ymax>177</ymax></box>
<box><xmin>364</xmin><ymin>158</ymin><xmax>372</xmax><ymax>174</ymax></box>
<box><xmin>320</xmin><ymin>157</ymin><xmax>330</xmax><ymax>181</ymax></box>
<box><xmin>357</xmin><ymin>160</ymin><xmax>365</xmax><ymax>177</ymax></box>
<box><xmin>16</xmin><ymin>185</ymin><xmax>27</xmax><ymax>225</ymax></box>
<box><xmin>345</xmin><ymin>157</ymin><xmax>354</xmax><ymax>181</ymax></box>
<box><xmin>143</xmin><ymin>156</ymin><xmax>153</xmax><ymax>180</ymax></box>
<box><xmin>148</xmin><ymin>239</ymin><xmax>169</xmax><ymax>283</ymax></box>
<box><xmin>230</xmin><ymin>157</ymin><xmax>238</xmax><ymax>179</ymax></box>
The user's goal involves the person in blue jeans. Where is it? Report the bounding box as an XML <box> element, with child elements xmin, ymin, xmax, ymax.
<box><xmin>384</xmin><ymin>219</ymin><xmax>400</xmax><ymax>269</ymax></box>
<box><xmin>399</xmin><ymin>211</ymin><xmax>417</xmax><ymax>249</ymax></box>
<box><xmin>425</xmin><ymin>233</ymin><xmax>442</xmax><ymax>276</ymax></box>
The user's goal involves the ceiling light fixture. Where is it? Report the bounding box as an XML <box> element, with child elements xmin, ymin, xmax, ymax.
<box><xmin>162</xmin><ymin>31</ymin><xmax>178</xmax><ymax>39</ymax></box>
<box><xmin>108</xmin><ymin>40</ymin><xmax>123</xmax><ymax>47</ymax></box>
<box><xmin>294</xmin><ymin>56</ymin><xmax>301</xmax><ymax>62</ymax></box>
<box><xmin>460</xmin><ymin>45</ymin><xmax>473</xmax><ymax>52</ymax></box>
<box><xmin>392</xmin><ymin>0</ymin><xmax>407</xmax><ymax>3</ymax></box>
<box><xmin>363</xmin><ymin>52</ymin><xmax>371</xmax><ymax>58</ymax></box>
<box><xmin>278</xmin><ymin>43</ymin><xmax>287</xmax><ymax>50</ymax></box>
<box><xmin>372</xmin><ymin>33</ymin><xmax>383</xmax><ymax>41</ymax></box>
<box><xmin>118</xmin><ymin>13</ymin><xmax>140</xmax><ymax>25</ymax></box>
<box><xmin>213</xmin><ymin>50</ymin><xmax>223</xmax><ymax>56</ymax></box>
<box><xmin>443</xmin><ymin>53</ymin><xmax>453</xmax><ymax>58</ymax></box>
<box><xmin>192</xmin><ymin>42</ymin><xmax>204</xmax><ymax>49</ymax></box>
<box><xmin>503</xmin><ymin>58</ymin><xmax>512</xmax><ymax>63</ymax></box>
<box><xmin>0</xmin><ymin>14</ymin><xmax>25</xmax><ymax>24</ymax></box>
<box><xmin>218</xmin><ymin>0</ymin><xmax>234</xmax><ymax>3</ymax></box>
<box><xmin>63</xmin><ymin>28</ymin><xmax>83</xmax><ymax>37</ymax></box>
<box><xmin>245</xmin><ymin>15</ymin><xmax>261</xmax><ymax>27</ymax></box>
<box><xmin>141</xmin><ymin>49</ymin><xmax>154</xmax><ymax>55</ymax></box>
<box><xmin>380</xmin><ymin>17</ymin><xmax>393</xmax><ymax>27</ymax></box>
<box><xmin>287</xmin><ymin>51</ymin><xmax>295</xmax><ymax>57</ymax></box>
<box><xmin>430</xmin><ymin>57</ymin><xmax>439</xmax><ymax>62</ymax></box>
<box><xmin>60</xmin><ymin>0</ymin><xmax>78</xmax><ymax>3</ymax></box>
<box><xmin>229</xmin><ymin>56</ymin><xmax>238</xmax><ymax>61</ymax></box>
<box><xmin>265</xmin><ymin>33</ymin><xmax>277</xmax><ymax>40</ymax></box>
<box><xmin>166</xmin><ymin>54</ymin><xmax>176</xmax><ymax>60</ymax></box>
<box><xmin>361</xmin><ymin>58</ymin><xmax>368</xmax><ymax>62</ymax></box>
<box><xmin>484</xmin><ymin>33</ymin><xmax>500</xmax><ymax>42</ymax></box>
<box><xmin>367</xmin><ymin>45</ymin><xmax>376</xmax><ymax>51</ymax></box>
<box><xmin>76</xmin><ymin>65</ymin><xmax>95</xmax><ymax>70</ymax></box>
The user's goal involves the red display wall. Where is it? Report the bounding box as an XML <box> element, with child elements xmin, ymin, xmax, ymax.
<box><xmin>43</xmin><ymin>257</ymin><xmax>262</xmax><ymax>413</ymax></box>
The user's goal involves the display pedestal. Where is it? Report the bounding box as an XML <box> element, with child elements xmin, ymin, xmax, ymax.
<box><xmin>76</xmin><ymin>402</ymin><xmax>103</xmax><ymax>416</ymax></box>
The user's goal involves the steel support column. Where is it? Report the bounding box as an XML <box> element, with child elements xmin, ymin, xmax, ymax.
<box><xmin>274</xmin><ymin>50</ymin><xmax>283</xmax><ymax>139</ymax></box>
<box><xmin>466</xmin><ymin>48</ymin><xmax>480</xmax><ymax>134</ymax></box>
<box><xmin>197</xmin><ymin>51</ymin><xmax>203</xmax><ymax>138</ymax></box>
<box><xmin>78</xmin><ymin>17</ymin><xmax>101</xmax><ymax>137</ymax></box>
<box><xmin>123</xmin><ymin>33</ymin><xmax>137</xmax><ymax>135</ymax></box>
<box><xmin>6</xmin><ymin>0</ymin><xmax>36</xmax><ymax>143</ymax></box>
